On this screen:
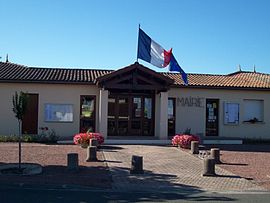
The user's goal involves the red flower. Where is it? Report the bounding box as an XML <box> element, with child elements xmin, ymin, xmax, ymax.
<box><xmin>172</xmin><ymin>134</ymin><xmax>200</xmax><ymax>149</ymax></box>
<box><xmin>73</xmin><ymin>132</ymin><xmax>104</xmax><ymax>146</ymax></box>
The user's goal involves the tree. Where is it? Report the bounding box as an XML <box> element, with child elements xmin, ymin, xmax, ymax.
<box><xmin>12</xmin><ymin>91</ymin><xmax>28</xmax><ymax>170</ymax></box>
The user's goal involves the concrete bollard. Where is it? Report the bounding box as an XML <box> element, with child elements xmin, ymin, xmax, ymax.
<box><xmin>202</xmin><ymin>157</ymin><xmax>216</xmax><ymax>176</ymax></box>
<box><xmin>130</xmin><ymin>155</ymin><xmax>144</xmax><ymax>174</ymax></box>
<box><xmin>191</xmin><ymin>141</ymin><xmax>199</xmax><ymax>154</ymax></box>
<box><xmin>67</xmin><ymin>153</ymin><xmax>79</xmax><ymax>171</ymax></box>
<box><xmin>86</xmin><ymin>146</ymin><xmax>97</xmax><ymax>162</ymax></box>
<box><xmin>210</xmin><ymin>148</ymin><xmax>221</xmax><ymax>164</ymax></box>
<box><xmin>90</xmin><ymin>138</ymin><xmax>98</xmax><ymax>147</ymax></box>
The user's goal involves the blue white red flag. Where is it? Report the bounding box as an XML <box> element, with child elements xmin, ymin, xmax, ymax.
<box><xmin>137</xmin><ymin>28</ymin><xmax>172</xmax><ymax>68</ymax></box>
<box><xmin>137</xmin><ymin>27</ymin><xmax>188</xmax><ymax>85</ymax></box>
<box><xmin>169</xmin><ymin>54</ymin><xmax>188</xmax><ymax>85</ymax></box>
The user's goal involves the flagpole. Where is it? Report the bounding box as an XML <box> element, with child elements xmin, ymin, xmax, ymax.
<box><xmin>136</xmin><ymin>23</ymin><xmax>140</xmax><ymax>63</ymax></box>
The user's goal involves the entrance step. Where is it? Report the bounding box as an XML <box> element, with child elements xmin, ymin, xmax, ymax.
<box><xmin>57</xmin><ymin>140</ymin><xmax>171</xmax><ymax>145</ymax></box>
<box><xmin>105</xmin><ymin>139</ymin><xmax>171</xmax><ymax>145</ymax></box>
<box><xmin>203</xmin><ymin>137</ymin><xmax>243</xmax><ymax>145</ymax></box>
<box><xmin>58</xmin><ymin>137</ymin><xmax>242</xmax><ymax>145</ymax></box>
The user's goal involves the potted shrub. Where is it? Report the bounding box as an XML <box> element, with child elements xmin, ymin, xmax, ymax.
<box><xmin>172</xmin><ymin>128</ymin><xmax>200</xmax><ymax>149</ymax></box>
<box><xmin>73</xmin><ymin>132</ymin><xmax>104</xmax><ymax>148</ymax></box>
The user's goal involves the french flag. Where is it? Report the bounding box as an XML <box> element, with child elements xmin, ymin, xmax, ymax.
<box><xmin>137</xmin><ymin>28</ymin><xmax>172</xmax><ymax>68</ymax></box>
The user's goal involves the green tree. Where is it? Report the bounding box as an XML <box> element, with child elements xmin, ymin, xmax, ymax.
<box><xmin>12</xmin><ymin>91</ymin><xmax>28</xmax><ymax>170</ymax></box>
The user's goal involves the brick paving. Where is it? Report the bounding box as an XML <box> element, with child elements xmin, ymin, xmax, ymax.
<box><xmin>103</xmin><ymin>145</ymin><xmax>265</xmax><ymax>192</ymax></box>
<box><xmin>0</xmin><ymin>143</ymin><xmax>111</xmax><ymax>189</ymax></box>
<box><xmin>211</xmin><ymin>144</ymin><xmax>270</xmax><ymax>190</ymax></box>
<box><xmin>1</xmin><ymin>143</ymin><xmax>269</xmax><ymax>193</ymax></box>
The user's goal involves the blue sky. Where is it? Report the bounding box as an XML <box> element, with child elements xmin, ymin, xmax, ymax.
<box><xmin>1</xmin><ymin>0</ymin><xmax>270</xmax><ymax>74</ymax></box>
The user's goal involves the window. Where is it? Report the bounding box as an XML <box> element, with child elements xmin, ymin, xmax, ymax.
<box><xmin>168</xmin><ymin>98</ymin><xmax>176</xmax><ymax>136</ymax></box>
<box><xmin>45</xmin><ymin>104</ymin><xmax>73</xmax><ymax>122</ymax></box>
<box><xmin>144</xmin><ymin>98</ymin><xmax>152</xmax><ymax>119</ymax></box>
<box><xmin>80</xmin><ymin>96</ymin><xmax>96</xmax><ymax>132</ymax></box>
<box><xmin>224</xmin><ymin>103</ymin><xmax>239</xmax><ymax>125</ymax></box>
<box><xmin>132</xmin><ymin>97</ymin><xmax>142</xmax><ymax>118</ymax></box>
<box><xmin>243</xmin><ymin>100</ymin><xmax>263</xmax><ymax>122</ymax></box>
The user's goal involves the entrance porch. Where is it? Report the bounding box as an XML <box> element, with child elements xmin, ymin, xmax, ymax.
<box><xmin>96</xmin><ymin>62</ymin><xmax>174</xmax><ymax>140</ymax></box>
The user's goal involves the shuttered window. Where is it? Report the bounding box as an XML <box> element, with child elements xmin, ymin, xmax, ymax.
<box><xmin>243</xmin><ymin>100</ymin><xmax>263</xmax><ymax>122</ymax></box>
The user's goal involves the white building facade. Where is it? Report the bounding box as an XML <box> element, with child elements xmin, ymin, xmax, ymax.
<box><xmin>0</xmin><ymin>62</ymin><xmax>269</xmax><ymax>141</ymax></box>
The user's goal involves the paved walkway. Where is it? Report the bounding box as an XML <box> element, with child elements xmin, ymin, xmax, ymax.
<box><xmin>0</xmin><ymin>143</ymin><xmax>111</xmax><ymax>189</ymax></box>
<box><xmin>103</xmin><ymin>145</ymin><xmax>265</xmax><ymax>192</ymax></box>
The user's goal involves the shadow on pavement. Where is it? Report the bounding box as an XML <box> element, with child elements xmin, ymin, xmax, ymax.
<box><xmin>102</xmin><ymin>191</ymin><xmax>236</xmax><ymax>202</ymax></box>
<box><xmin>105</xmin><ymin>166</ymin><xmax>236</xmax><ymax>202</ymax></box>
<box><xmin>215</xmin><ymin>174</ymin><xmax>242</xmax><ymax>179</ymax></box>
<box><xmin>0</xmin><ymin>187</ymin><xmax>237</xmax><ymax>203</ymax></box>
<box><xmin>220</xmin><ymin>162</ymin><xmax>248</xmax><ymax>166</ymax></box>
<box><xmin>204</xmin><ymin>144</ymin><xmax>270</xmax><ymax>153</ymax></box>
<box><xmin>100</xmin><ymin>145</ymin><xmax>124</xmax><ymax>152</ymax></box>
<box><xmin>0</xmin><ymin>164</ymin><xmax>112</xmax><ymax>189</ymax></box>
<box><xmin>109</xmin><ymin>166</ymin><xmax>237</xmax><ymax>199</ymax></box>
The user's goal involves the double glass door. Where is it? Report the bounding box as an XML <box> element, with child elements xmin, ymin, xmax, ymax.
<box><xmin>108</xmin><ymin>94</ymin><xmax>154</xmax><ymax>136</ymax></box>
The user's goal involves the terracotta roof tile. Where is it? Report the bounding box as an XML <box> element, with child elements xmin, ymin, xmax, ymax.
<box><xmin>1</xmin><ymin>62</ymin><xmax>270</xmax><ymax>89</ymax></box>
<box><xmin>0</xmin><ymin>62</ymin><xmax>112</xmax><ymax>84</ymax></box>
<box><xmin>163</xmin><ymin>71</ymin><xmax>270</xmax><ymax>89</ymax></box>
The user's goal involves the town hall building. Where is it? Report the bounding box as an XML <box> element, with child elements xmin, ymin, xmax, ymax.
<box><xmin>0</xmin><ymin>61</ymin><xmax>270</xmax><ymax>143</ymax></box>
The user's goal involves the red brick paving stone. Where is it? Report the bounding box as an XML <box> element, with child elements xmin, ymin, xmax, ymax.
<box><xmin>0</xmin><ymin>143</ymin><xmax>111</xmax><ymax>189</ymax></box>
<box><xmin>207</xmin><ymin>144</ymin><xmax>270</xmax><ymax>190</ymax></box>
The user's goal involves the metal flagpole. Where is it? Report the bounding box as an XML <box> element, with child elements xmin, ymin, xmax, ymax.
<box><xmin>136</xmin><ymin>24</ymin><xmax>141</xmax><ymax>63</ymax></box>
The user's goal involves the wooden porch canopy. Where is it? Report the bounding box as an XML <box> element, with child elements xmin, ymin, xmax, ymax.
<box><xmin>96</xmin><ymin>62</ymin><xmax>174</xmax><ymax>92</ymax></box>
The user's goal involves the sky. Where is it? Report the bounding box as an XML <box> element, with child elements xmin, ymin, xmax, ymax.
<box><xmin>1</xmin><ymin>0</ymin><xmax>270</xmax><ymax>74</ymax></box>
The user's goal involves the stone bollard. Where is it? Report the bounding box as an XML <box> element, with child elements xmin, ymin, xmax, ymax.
<box><xmin>191</xmin><ymin>141</ymin><xmax>199</xmax><ymax>154</ymax></box>
<box><xmin>202</xmin><ymin>157</ymin><xmax>216</xmax><ymax>176</ymax></box>
<box><xmin>67</xmin><ymin>153</ymin><xmax>79</xmax><ymax>171</ymax></box>
<box><xmin>86</xmin><ymin>146</ymin><xmax>97</xmax><ymax>162</ymax></box>
<box><xmin>90</xmin><ymin>138</ymin><xmax>98</xmax><ymax>147</ymax></box>
<box><xmin>210</xmin><ymin>148</ymin><xmax>221</xmax><ymax>164</ymax></box>
<box><xmin>130</xmin><ymin>155</ymin><xmax>144</xmax><ymax>174</ymax></box>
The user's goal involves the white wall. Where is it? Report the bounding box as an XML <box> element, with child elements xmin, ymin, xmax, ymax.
<box><xmin>168</xmin><ymin>88</ymin><xmax>270</xmax><ymax>139</ymax></box>
<box><xmin>0</xmin><ymin>83</ymin><xmax>99</xmax><ymax>138</ymax></box>
<box><xmin>1</xmin><ymin>82</ymin><xmax>270</xmax><ymax>140</ymax></box>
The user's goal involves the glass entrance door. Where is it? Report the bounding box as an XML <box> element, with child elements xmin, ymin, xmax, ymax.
<box><xmin>142</xmin><ymin>97</ymin><xmax>153</xmax><ymax>136</ymax></box>
<box><xmin>205</xmin><ymin>99</ymin><xmax>219</xmax><ymax>136</ymax></box>
<box><xmin>130</xmin><ymin>97</ymin><xmax>142</xmax><ymax>135</ymax></box>
<box><xmin>108</xmin><ymin>94</ymin><xmax>154</xmax><ymax>136</ymax></box>
<box><xmin>118</xmin><ymin>96</ymin><xmax>129</xmax><ymax>136</ymax></box>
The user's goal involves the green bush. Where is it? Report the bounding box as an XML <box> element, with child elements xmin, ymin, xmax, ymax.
<box><xmin>0</xmin><ymin>134</ymin><xmax>18</xmax><ymax>142</ymax></box>
<box><xmin>0</xmin><ymin>129</ymin><xmax>59</xmax><ymax>144</ymax></box>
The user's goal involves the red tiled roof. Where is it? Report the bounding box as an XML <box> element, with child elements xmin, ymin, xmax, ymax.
<box><xmin>1</xmin><ymin>62</ymin><xmax>270</xmax><ymax>89</ymax></box>
<box><xmin>163</xmin><ymin>71</ymin><xmax>270</xmax><ymax>89</ymax></box>
<box><xmin>0</xmin><ymin>62</ymin><xmax>112</xmax><ymax>84</ymax></box>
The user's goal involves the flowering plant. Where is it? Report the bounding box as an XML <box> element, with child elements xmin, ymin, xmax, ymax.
<box><xmin>172</xmin><ymin>134</ymin><xmax>200</xmax><ymax>149</ymax></box>
<box><xmin>73</xmin><ymin>132</ymin><xmax>104</xmax><ymax>146</ymax></box>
